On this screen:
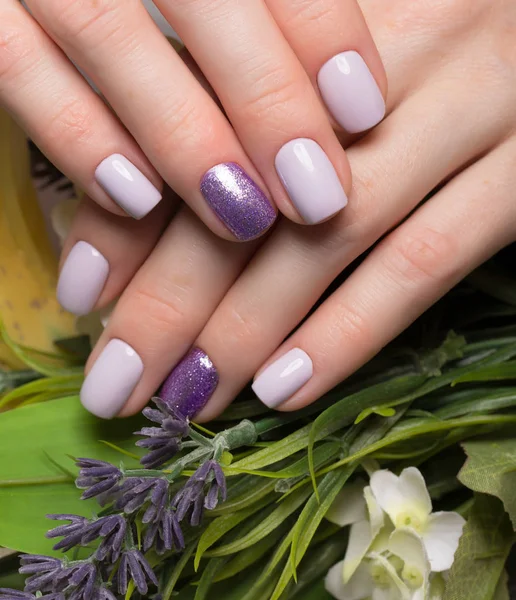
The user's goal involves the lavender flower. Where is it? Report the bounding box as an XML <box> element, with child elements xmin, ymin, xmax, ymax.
<box><xmin>173</xmin><ymin>460</ymin><xmax>227</xmax><ymax>526</ymax></box>
<box><xmin>75</xmin><ymin>459</ymin><xmax>122</xmax><ymax>501</ymax></box>
<box><xmin>0</xmin><ymin>591</ymin><xmax>36</xmax><ymax>600</ymax></box>
<box><xmin>19</xmin><ymin>555</ymin><xmax>63</xmax><ymax>594</ymax></box>
<box><xmin>115</xmin><ymin>477</ymin><xmax>168</xmax><ymax>515</ymax></box>
<box><xmin>143</xmin><ymin>508</ymin><xmax>184</xmax><ymax>554</ymax></box>
<box><xmin>61</xmin><ymin>562</ymin><xmax>96</xmax><ymax>600</ymax></box>
<box><xmin>46</xmin><ymin>515</ymin><xmax>90</xmax><ymax>552</ymax></box>
<box><xmin>136</xmin><ymin>399</ymin><xmax>189</xmax><ymax>469</ymax></box>
<box><xmin>83</xmin><ymin>515</ymin><xmax>127</xmax><ymax>563</ymax></box>
<box><xmin>117</xmin><ymin>550</ymin><xmax>158</xmax><ymax>596</ymax></box>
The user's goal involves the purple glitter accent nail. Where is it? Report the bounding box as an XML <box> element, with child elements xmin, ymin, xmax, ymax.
<box><xmin>160</xmin><ymin>348</ymin><xmax>219</xmax><ymax>418</ymax></box>
<box><xmin>200</xmin><ymin>162</ymin><xmax>276</xmax><ymax>241</ymax></box>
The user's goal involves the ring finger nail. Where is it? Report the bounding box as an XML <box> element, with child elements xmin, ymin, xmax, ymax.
<box><xmin>160</xmin><ymin>347</ymin><xmax>219</xmax><ymax>418</ymax></box>
<box><xmin>200</xmin><ymin>163</ymin><xmax>276</xmax><ymax>241</ymax></box>
<box><xmin>81</xmin><ymin>339</ymin><xmax>144</xmax><ymax>419</ymax></box>
<box><xmin>252</xmin><ymin>348</ymin><xmax>313</xmax><ymax>408</ymax></box>
<box><xmin>57</xmin><ymin>241</ymin><xmax>109</xmax><ymax>316</ymax></box>
<box><xmin>275</xmin><ymin>139</ymin><xmax>348</xmax><ymax>224</ymax></box>
<box><xmin>95</xmin><ymin>154</ymin><xmax>162</xmax><ymax>219</ymax></box>
<box><xmin>318</xmin><ymin>51</ymin><xmax>385</xmax><ymax>134</ymax></box>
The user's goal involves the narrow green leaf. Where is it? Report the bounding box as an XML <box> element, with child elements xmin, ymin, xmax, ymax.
<box><xmin>162</xmin><ymin>543</ymin><xmax>196</xmax><ymax>600</ymax></box>
<box><xmin>443</xmin><ymin>494</ymin><xmax>514</xmax><ymax>600</ymax></box>
<box><xmin>208</xmin><ymin>486</ymin><xmax>312</xmax><ymax>557</ymax></box>
<box><xmin>194</xmin><ymin>557</ymin><xmax>227</xmax><ymax>600</ymax></box>
<box><xmin>290</xmin><ymin>468</ymin><xmax>354</xmax><ymax>580</ymax></box>
<box><xmin>210</xmin><ymin>478</ymin><xmax>277</xmax><ymax>516</ymax></box>
<box><xmin>453</xmin><ymin>361</ymin><xmax>516</xmax><ymax>384</ymax></box>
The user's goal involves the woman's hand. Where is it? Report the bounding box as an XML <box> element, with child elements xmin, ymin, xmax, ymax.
<box><xmin>0</xmin><ymin>0</ymin><xmax>386</xmax><ymax>245</ymax></box>
<box><xmin>67</xmin><ymin>0</ymin><xmax>516</xmax><ymax>420</ymax></box>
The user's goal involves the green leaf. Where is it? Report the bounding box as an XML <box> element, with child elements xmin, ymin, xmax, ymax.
<box><xmin>308</xmin><ymin>375</ymin><xmax>427</xmax><ymax>490</ymax></box>
<box><xmin>459</xmin><ymin>438</ymin><xmax>516</xmax><ymax>529</ymax></box>
<box><xmin>0</xmin><ymin>396</ymin><xmax>144</xmax><ymax>554</ymax></box>
<box><xmin>433</xmin><ymin>387</ymin><xmax>516</xmax><ymax>420</ymax></box>
<box><xmin>494</xmin><ymin>572</ymin><xmax>509</xmax><ymax>600</ymax></box>
<box><xmin>195</xmin><ymin>499</ymin><xmax>271</xmax><ymax>568</ymax></box>
<box><xmin>453</xmin><ymin>361</ymin><xmax>516</xmax><ymax>384</ymax></box>
<box><xmin>208</xmin><ymin>485</ymin><xmax>313</xmax><ymax>557</ymax></box>
<box><xmin>443</xmin><ymin>494</ymin><xmax>514</xmax><ymax>600</ymax></box>
<box><xmin>162</xmin><ymin>543</ymin><xmax>196</xmax><ymax>600</ymax></box>
<box><xmin>290</xmin><ymin>468</ymin><xmax>354</xmax><ymax>580</ymax></box>
<box><xmin>194</xmin><ymin>557</ymin><xmax>227</xmax><ymax>600</ymax></box>
<box><xmin>210</xmin><ymin>477</ymin><xmax>277</xmax><ymax>516</ymax></box>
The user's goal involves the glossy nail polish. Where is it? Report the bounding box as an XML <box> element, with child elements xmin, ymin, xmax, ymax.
<box><xmin>57</xmin><ymin>241</ymin><xmax>109</xmax><ymax>316</ymax></box>
<box><xmin>200</xmin><ymin>162</ymin><xmax>276</xmax><ymax>241</ymax></box>
<box><xmin>275</xmin><ymin>139</ymin><xmax>348</xmax><ymax>224</ymax></box>
<box><xmin>160</xmin><ymin>347</ymin><xmax>219</xmax><ymax>418</ymax></box>
<box><xmin>318</xmin><ymin>51</ymin><xmax>385</xmax><ymax>134</ymax></box>
<box><xmin>80</xmin><ymin>339</ymin><xmax>144</xmax><ymax>419</ymax></box>
<box><xmin>95</xmin><ymin>154</ymin><xmax>162</xmax><ymax>219</ymax></box>
<box><xmin>252</xmin><ymin>348</ymin><xmax>313</xmax><ymax>408</ymax></box>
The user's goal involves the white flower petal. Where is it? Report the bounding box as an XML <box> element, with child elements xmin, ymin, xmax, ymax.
<box><xmin>325</xmin><ymin>561</ymin><xmax>373</xmax><ymax>600</ymax></box>
<box><xmin>343</xmin><ymin>521</ymin><xmax>373</xmax><ymax>583</ymax></box>
<box><xmin>369</xmin><ymin>553</ymin><xmax>411</xmax><ymax>600</ymax></box>
<box><xmin>370</xmin><ymin>468</ymin><xmax>432</xmax><ymax>528</ymax></box>
<box><xmin>422</xmin><ymin>511</ymin><xmax>465</xmax><ymax>572</ymax></box>
<box><xmin>364</xmin><ymin>486</ymin><xmax>385</xmax><ymax>538</ymax></box>
<box><xmin>388</xmin><ymin>529</ymin><xmax>430</xmax><ymax>576</ymax></box>
<box><xmin>409</xmin><ymin>588</ymin><xmax>425</xmax><ymax>600</ymax></box>
<box><xmin>326</xmin><ymin>481</ymin><xmax>368</xmax><ymax>526</ymax></box>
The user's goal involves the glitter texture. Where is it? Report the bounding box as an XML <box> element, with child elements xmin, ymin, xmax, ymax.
<box><xmin>200</xmin><ymin>162</ymin><xmax>276</xmax><ymax>241</ymax></box>
<box><xmin>160</xmin><ymin>348</ymin><xmax>219</xmax><ymax>418</ymax></box>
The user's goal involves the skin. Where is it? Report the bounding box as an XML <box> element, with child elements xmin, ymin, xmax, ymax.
<box><xmin>3</xmin><ymin>0</ymin><xmax>516</xmax><ymax>419</ymax></box>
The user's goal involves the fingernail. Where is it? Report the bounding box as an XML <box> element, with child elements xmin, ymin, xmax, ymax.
<box><xmin>275</xmin><ymin>139</ymin><xmax>348</xmax><ymax>224</ymax></box>
<box><xmin>80</xmin><ymin>339</ymin><xmax>143</xmax><ymax>419</ymax></box>
<box><xmin>252</xmin><ymin>348</ymin><xmax>313</xmax><ymax>408</ymax></box>
<box><xmin>95</xmin><ymin>154</ymin><xmax>162</xmax><ymax>219</ymax></box>
<box><xmin>200</xmin><ymin>162</ymin><xmax>276</xmax><ymax>241</ymax></box>
<box><xmin>57</xmin><ymin>241</ymin><xmax>109</xmax><ymax>316</ymax></box>
<box><xmin>318</xmin><ymin>51</ymin><xmax>385</xmax><ymax>134</ymax></box>
<box><xmin>160</xmin><ymin>347</ymin><xmax>219</xmax><ymax>418</ymax></box>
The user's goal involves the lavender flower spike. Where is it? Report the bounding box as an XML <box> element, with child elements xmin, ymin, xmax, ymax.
<box><xmin>19</xmin><ymin>555</ymin><xmax>62</xmax><ymax>594</ymax></box>
<box><xmin>0</xmin><ymin>591</ymin><xmax>35</xmax><ymax>600</ymax></box>
<box><xmin>46</xmin><ymin>514</ymin><xmax>90</xmax><ymax>552</ymax></box>
<box><xmin>75</xmin><ymin>459</ymin><xmax>122</xmax><ymax>501</ymax></box>
<box><xmin>118</xmin><ymin>550</ymin><xmax>158</xmax><ymax>596</ymax></box>
<box><xmin>136</xmin><ymin>399</ymin><xmax>189</xmax><ymax>469</ymax></box>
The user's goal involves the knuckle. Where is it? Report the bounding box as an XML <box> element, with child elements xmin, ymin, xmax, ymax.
<box><xmin>44</xmin><ymin>96</ymin><xmax>96</xmax><ymax>146</ymax></box>
<box><xmin>382</xmin><ymin>227</ymin><xmax>459</xmax><ymax>288</ymax></box>
<box><xmin>326</xmin><ymin>299</ymin><xmax>374</xmax><ymax>350</ymax></box>
<box><xmin>131</xmin><ymin>287</ymin><xmax>187</xmax><ymax>335</ymax></box>
<box><xmin>0</xmin><ymin>16</ymin><xmax>38</xmax><ymax>82</ymax></box>
<box><xmin>49</xmin><ymin>0</ymin><xmax>132</xmax><ymax>44</ymax></box>
<box><xmin>215</xmin><ymin>303</ymin><xmax>262</xmax><ymax>351</ymax></box>
<box><xmin>238</xmin><ymin>62</ymin><xmax>305</xmax><ymax>121</ymax></box>
<box><xmin>281</xmin><ymin>0</ymin><xmax>335</xmax><ymax>28</ymax></box>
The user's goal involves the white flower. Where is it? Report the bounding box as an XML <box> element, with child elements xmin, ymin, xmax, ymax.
<box><xmin>370</xmin><ymin>467</ymin><xmax>465</xmax><ymax>572</ymax></box>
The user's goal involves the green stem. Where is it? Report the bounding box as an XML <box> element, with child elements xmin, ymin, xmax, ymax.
<box><xmin>0</xmin><ymin>475</ymin><xmax>73</xmax><ymax>487</ymax></box>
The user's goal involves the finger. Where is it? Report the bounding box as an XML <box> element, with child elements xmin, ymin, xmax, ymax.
<box><xmin>154</xmin><ymin>0</ymin><xmax>351</xmax><ymax>225</ymax></box>
<box><xmin>187</xmin><ymin>66</ymin><xmax>511</xmax><ymax>421</ymax></box>
<box><xmin>266</xmin><ymin>0</ymin><xmax>387</xmax><ymax>134</ymax></box>
<box><xmin>56</xmin><ymin>187</ymin><xmax>177</xmax><ymax>316</ymax></box>
<box><xmin>0</xmin><ymin>1</ymin><xmax>162</xmax><ymax>218</ymax></box>
<box><xmin>26</xmin><ymin>0</ymin><xmax>277</xmax><ymax>241</ymax></box>
<box><xmin>79</xmin><ymin>208</ymin><xmax>257</xmax><ymax>419</ymax></box>
<box><xmin>253</xmin><ymin>139</ymin><xmax>516</xmax><ymax>410</ymax></box>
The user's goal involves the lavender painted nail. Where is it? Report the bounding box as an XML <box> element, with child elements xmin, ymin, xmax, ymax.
<box><xmin>318</xmin><ymin>51</ymin><xmax>385</xmax><ymax>134</ymax></box>
<box><xmin>275</xmin><ymin>139</ymin><xmax>348</xmax><ymax>224</ymax></box>
<box><xmin>80</xmin><ymin>339</ymin><xmax>144</xmax><ymax>419</ymax></box>
<box><xmin>200</xmin><ymin>163</ymin><xmax>276</xmax><ymax>241</ymax></box>
<box><xmin>252</xmin><ymin>348</ymin><xmax>313</xmax><ymax>409</ymax></box>
<box><xmin>160</xmin><ymin>348</ymin><xmax>219</xmax><ymax>418</ymax></box>
<box><xmin>95</xmin><ymin>154</ymin><xmax>162</xmax><ymax>219</ymax></box>
<box><xmin>57</xmin><ymin>241</ymin><xmax>109</xmax><ymax>316</ymax></box>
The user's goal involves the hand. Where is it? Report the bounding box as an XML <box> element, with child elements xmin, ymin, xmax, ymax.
<box><xmin>0</xmin><ymin>0</ymin><xmax>385</xmax><ymax>244</ymax></box>
<box><xmin>71</xmin><ymin>0</ymin><xmax>515</xmax><ymax>420</ymax></box>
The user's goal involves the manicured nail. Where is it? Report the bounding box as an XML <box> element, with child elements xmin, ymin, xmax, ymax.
<box><xmin>275</xmin><ymin>139</ymin><xmax>348</xmax><ymax>224</ymax></box>
<box><xmin>160</xmin><ymin>347</ymin><xmax>219</xmax><ymax>418</ymax></box>
<box><xmin>95</xmin><ymin>154</ymin><xmax>162</xmax><ymax>219</ymax></box>
<box><xmin>200</xmin><ymin>162</ymin><xmax>276</xmax><ymax>241</ymax></box>
<box><xmin>80</xmin><ymin>339</ymin><xmax>143</xmax><ymax>419</ymax></box>
<box><xmin>318</xmin><ymin>51</ymin><xmax>385</xmax><ymax>134</ymax></box>
<box><xmin>57</xmin><ymin>241</ymin><xmax>109</xmax><ymax>316</ymax></box>
<box><xmin>252</xmin><ymin>348</ymin><xmax>313</xmax><ymax>408</ymax></box>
